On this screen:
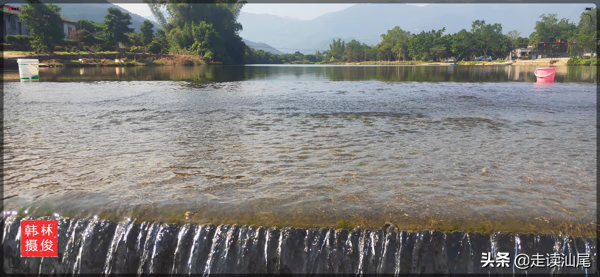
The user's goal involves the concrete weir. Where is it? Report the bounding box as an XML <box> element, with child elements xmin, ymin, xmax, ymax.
<box><xmin>2</xmin><ymin>216</ymin><xmax>597</xmax><ymax>275</ymax></box>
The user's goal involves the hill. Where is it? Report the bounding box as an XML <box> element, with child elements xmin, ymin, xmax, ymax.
<box><xmin>243</xmin><ymin>39</ymin><xmax>284</xmax><ymax>55</ymax></box>
<box><xmin>239</xmin><ymin>3</ymin><xmax>591</xmax><ymax>54</ymax></box>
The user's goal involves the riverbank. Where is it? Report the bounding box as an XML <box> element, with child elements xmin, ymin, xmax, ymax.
<box><xmin>317</xmin><ymin>58</ymin><xmax>579</xmax><ymax>67</ymax></box>
<box><xmin>43</xmin><ymin>57</ymin><xmax>205</xmax><ymax>67</ymax></box>
<box><xmin>3</xmin><ymin>51</ymin><xmax>594</xmax><ymax>68</ymax></box>
<box><xmin>1</xmin><ymin>51</ymin><xmax>206</xmax><ymax>68</ymax></box>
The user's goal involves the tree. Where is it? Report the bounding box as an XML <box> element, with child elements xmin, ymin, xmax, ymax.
<box><xmin>188</xmin><ymin>21</ymin><xmax>220</xmax><ymax>59</ymax></box>
<box><xmin>147</xmin><ymin>1</ymin><xmax>247</xmax><ymax>64</ymax></box>
<box><xmin>70</xmin><ymin>29</ymin><xmax>95</xmax><ymax>45</ymax></box>
<box><xmin>304</xmin><ymin>54</ymin><xmax>317</xmax><ymax>62</ymax></box>
<box><xmin>514</xmin><ymin>37</ymin><xmax>530</xmax><ymax>48</ymax></box>
<box><xmin>327</xmin><ymin>38</ymin><xmax>346</xmax><ymax>61</ymax></box>
<box><xmin>315</xmin><ymin>51</ymin><xmax>324</xmax><ymax>62</ymax></box>
<box><xmin>573</xmin><ymin>8</ymin><xmax>598</xmax><ymax>55</ymax></box>
<box><xmin>19</xmin><ymin>0</ymin><xmax>64</xmax><ymax>53</ymax></box>
<box><xmin>140</xmin><ymin>20</ymin><xmax>154</xmax><ymax>46</ymax></box>
<box><xmin>126</xmin><ymin>32</ymin><xmax>142</xmax><ymax>46</ymax></box>
<box><xmin>346</xmin><ymin>39</ymin><xmax>364</xmax><ymax>62</ymax></box>
<box><xmin>451</xmin><ymin>29</ymin><xmax>477</xmax><ymax>60</ymax></box>
<box><xmin>147</xmin><ymin>41</ymin><xmax>161</xmax><ymax>54</ymax></box>
<box><xmin>153</xmin><ymin>29</ymin><xmax>169</xmax><ymax>54</ymax></box>
<box><xmin>408</xmin><ymin>28</ymin><xmax>446</xmax><ymax>61</ymax></box>
<box><xmin>376</xmin><ymin>26</ymin><xmax>412</xmax><ymax>61</ymax></box>
<box><xmin>471</xmin><ymin>20</ymin><xmax>504</xmax><ymax>58</ymax></box>
<box><xmin>490</xmin><ymin>35</ymin><xmax>512</xmax><ymax>59</ymax></box>
<box><xmin>506</xmin><ymin>30</ymin><xmax>520</xmax><ymax>47</ymax></box>
<box><xmin>103</xmin><ymin>7</ymin><xmax>133</xmax><ymax>46</ymax></box>
<box><xmin>376</xmin><ymin>35</ymin><xmax>394</xmax><ymax>61</ymax></box>
<box><xmin>293</xmin><ymin>51</ymin><xmax>304</xmax><ymax>62</ymax></box>
<box><xmin>429</xmin><ymin>46</ymin><xmax>446</xmax><ymax>61</ymax></box>
<box><xmin>532</xmin><ymin>14</ymin><xmax>577</xmax><ymax>43</ymax></box>
<box><xmin>77</xmin><ymin>19</ymin><xmax>104</xmax><ymax>34</ymax></box>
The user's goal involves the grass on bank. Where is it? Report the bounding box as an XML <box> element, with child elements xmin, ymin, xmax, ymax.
<box><xmin>566</xmin><ymin>57</ymin><xmax>598</xmax><ymax>66</ymax></box>
<box><xmin>2</xmin><ymin>50</ymin><xmax>120</xmax><ymax>56</ymax></box>
<box><xmin>310</xmin><ymin>59</ymin><xmax>510</xmax><ymax>65</ymax></box>
<box><xmin>2</xmin><ymin>50</ymin><xmax>207</xmax><ymax>66</ymax></box>
<box><xmin>43</xmin><ymin>55</ymin><xmax>205</xmax><ymax>67</ymax></box>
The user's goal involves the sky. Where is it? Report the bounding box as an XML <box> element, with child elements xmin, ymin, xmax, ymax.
<box><xmin>113</xmin><ymin>3</ymin><xmax>429</xmax><ymax>21</ymax></box>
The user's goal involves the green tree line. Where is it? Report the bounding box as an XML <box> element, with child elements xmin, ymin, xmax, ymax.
<box><xmin>15</xmin><ymin>0</ymin><xmax>164</xmax><ymax>54</ymax></box>
<box><xmin>245</xmin><ymin>10</ymin><xmax>597</xmax><ymax>64</ymax></box>
<box><xmin>11</xmin><ymin>0</ymin><xmax>598</xmax><ymax>64</ymax></box>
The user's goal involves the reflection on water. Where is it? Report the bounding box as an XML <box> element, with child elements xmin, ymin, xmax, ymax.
<box><xmin>2</xmin><ymin>65</ymin><xmax>597</xmax><ymax>234</ymax></box>
<box><xmin>2</xmin><ymin>64</ymin><xmax>598</xmax><ymax>83</ymax></box>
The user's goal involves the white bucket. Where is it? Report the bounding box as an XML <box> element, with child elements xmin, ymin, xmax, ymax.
<box><xmin>17</xmin><ymin>59</ymin><xmax>40</xmax><ymax>81</ymax></box>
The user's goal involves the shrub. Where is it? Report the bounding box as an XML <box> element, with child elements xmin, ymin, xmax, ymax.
<box><xmin>6</xmin><ymin>35</ymin><xmax>33</xmax><ymax>50</ymax></box>
<box><xmin>6</xmin><ymin>35</ymin><xmax>33</xmax><ymax>45</ymax></box>
<box><xmin>182</xmin><ymin>59</ymin><xmax>195</xmax><ymax>66</ymax></box>
<box><xmin>147</xmin><ymin>41</ymin><xmax>161</xmax><ymax>54</ymax></box>
<box><xmin>202</xmin><ymin>50</ymin><xmax>214</xmax><ymax>62</ymax></box>
<box><xmin>129</xmin><ymin>46</ymin><xmax>143</xmax><ymax>53</ymax></box>
<box><xmin>33</xmin><ymin>44</ymin><xmax>51</xmax><ymax>54</ymax></box>
<box><xmin>70</xmin><ymin>46</ymin><xmax>78</xmax><ymax>53</ymax></box>
<box><xmin>567</xmin><ymin>57</ymin><xmax>593</xmax><ymax>66</ymax></box>
<box><xmin>567</xmin><ymin>58</ymin><xmax>580</xmax><ymax>65</ymax></box>
<box><xmin>83</xmin><ymin>45</ymin><xmax>90</xmax><ymax>52</ymax></box>
<box><xmin>60</xmin><ymin>39</ymin><xmax>78</xmax><ymax>48</ymax></box>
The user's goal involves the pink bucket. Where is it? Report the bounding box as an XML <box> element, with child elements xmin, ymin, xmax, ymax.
<box><xmin>534</xmin><ymin>68</ymin><xmax>556</xmax><ymax>83</ymax></box>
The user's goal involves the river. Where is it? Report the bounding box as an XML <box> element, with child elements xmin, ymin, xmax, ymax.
<box><xmin>3</xmin><ymin>64</ymin><xmax>597</xmax><ymax>235</ymax></box>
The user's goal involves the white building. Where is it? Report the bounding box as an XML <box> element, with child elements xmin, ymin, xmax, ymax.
<box><xmin>2</xmin><ymin>4</ymin><xmax>30</xmax><ymax>41</ymax></box>
<box><xmin>511</xmin><ymin>46</ymin><xmax>533</xmax><ymax>59</ymax></box>
<box><xmin>62</xmin><ymin>18</ymin><xmax>76</xmax><ymax>39</ymax></box>
<box><xmin>1</xmin><ymin>4</ymin><xmax>78</xmax><ymax>42</ymax></box>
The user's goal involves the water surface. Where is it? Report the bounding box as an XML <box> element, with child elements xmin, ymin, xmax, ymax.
<box><xmin>3</xmin><ymin>65</ymin><xmax>597</xmax><ymax>234</ymax></box>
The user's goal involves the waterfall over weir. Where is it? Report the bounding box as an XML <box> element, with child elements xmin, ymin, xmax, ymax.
<box><xmin>2</xmin><ymin>216</ymin><xmax>597</xmax><ymax>275</ymax></box>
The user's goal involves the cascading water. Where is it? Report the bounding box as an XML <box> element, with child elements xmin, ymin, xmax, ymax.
<box><xmin>2</xmin><ymin>216</ymin><xmax>596</xmax><ymax>275</ymax></box>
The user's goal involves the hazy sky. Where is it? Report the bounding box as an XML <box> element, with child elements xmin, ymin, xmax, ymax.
<box><xmin>113</xmin><ymin>3</ymin><xmax>428</xmax><ymax>21</ymax></box>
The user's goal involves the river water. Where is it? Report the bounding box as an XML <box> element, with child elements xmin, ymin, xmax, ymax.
<box><xmin>3</xmin><ymin>65</ymin><xmax>597</xmax><ymax>235</ymax></box>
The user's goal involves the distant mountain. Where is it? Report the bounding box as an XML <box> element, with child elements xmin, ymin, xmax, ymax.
<box><xmin>239</xmin><ymin>3</ymin><xmax>590</xmax><ymax>54</ymax></box>
<box><xmin>142</xmin><ymin>14</ymin><xmax>158</xmax><ymax>23</ymax></box>
<box><xmin>243</xmin><ymin>39</ymin><xmax>284</xmax><ymax>55</ymax></box>
<box><xmin>58</xmin><ymin>4</ymin><xmax>159</xmax><ymax>31</ymax></box>
<box><xmin>14</xmin><ymin>2</ymin><xmax>159</xmax><ymax>31</ymax></box>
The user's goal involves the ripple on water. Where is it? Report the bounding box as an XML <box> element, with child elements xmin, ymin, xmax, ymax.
<box><xmin>2</xmin><ymin>80</ymin><xmax>597</xmax><ymax>231</ymax></box>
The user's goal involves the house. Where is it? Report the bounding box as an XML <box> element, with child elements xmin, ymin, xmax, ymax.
<box><xmin>511</xmin><ymin>46</ymin><xmax>533</xmax><ymax>59</ymax></box>
<box><xmin>62</xmin><ymin>18</ymin><xmax>76</xmax><ymax>39</ymax></box>
<box><xmin>536</xmin><ymin>41</ymin><xmax>570</xmax><ymax>58</ymax></box>
<box><xmin>2</xmin><ymin>4</ymin><xmax>30</xmax><ymax>42</ymax></box>
<box><xmin>1</xmin><ymin>4</ymin><xmax>77</xmax><ymax>42</ymax></box>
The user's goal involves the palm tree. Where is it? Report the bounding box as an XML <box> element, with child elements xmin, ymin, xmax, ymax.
<box><xmin>328</xmin><ymin>38</ymin><xmax>346</xmax><ymax>61</ymax></box>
